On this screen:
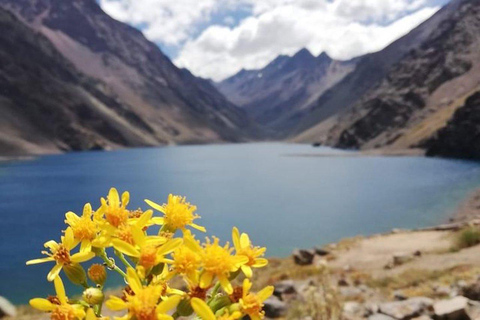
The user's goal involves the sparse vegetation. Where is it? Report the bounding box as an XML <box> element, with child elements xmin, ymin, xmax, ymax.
<box><xmin>287</xmin><ymin>267</ymin><xmax>342</xmax><ymax>320</ymax></box>
<box><xmin>454</xmin><ymin>226</ymin><xmax>480</xmax><ymax>250</ymax></box>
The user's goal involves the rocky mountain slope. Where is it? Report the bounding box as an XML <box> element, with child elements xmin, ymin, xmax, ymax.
<box><xmin>216</xmin><ymin>49</ymin><xmax>357</xmax><ymax>136</ymax></box>
<box><xmin>0</xmin><ymin>8</ymin><xmax>162</xmax><ymax>155</ymax></box>
<box><xmin>425</xmin><ymin>91</ymin><xmax>480</xmax><ymax>159</ymax></box>
<box><xmin>0</xmin><ymin>0</ymin><xmax>257</xmax><ymax>156</ymax></box>
<box><xmin>295</xmin><ymin>0</ymin><xmax>480</xmax><ymax>153</ymax></box>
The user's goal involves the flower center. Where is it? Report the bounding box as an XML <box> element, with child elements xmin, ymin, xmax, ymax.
<box><xmin>163</xmin><ymin>196</ymin><xmax>197</xmax><ymax>230</ymax></box>
<box><xmin>202</xmin><ymin>239</ymin><xmax>234</xmax><ymax>276</ymax></box>
<box><xmin>173</xmin><ymin>247</ymin><xmax>200</xmax><ymax>274</ymax></box>
<box><xmin>139</xmin><ymin>245</ymin><xmax>158</xmax><ymax>269</ymax></box>
<box><xmin>53</xmin><ymin>245</ymin><xmax>71</xmax><ymax>265</ymax></box>
<box><xmin>50</xmin><ymin>305</ymin><xmax>76</xmax><ymax>320</ymax></box>
<box><xmin>116</xmin><ymin>225</ymin><xmax>134</xmax><ymax>244</ymax></box>
<box><xmin>128</xmin><ymin>286</ymin><xmax>162</xmax><ymax>320</ymax></box>
<box><xmin>105</xmin><ymin>207</ymin><xmax>129</xmax><ymax>228</ymax></box>
<box><xmin>189</xmin><ymin>286</ymin><xmax>208</xmax><ymax>300</ymax></box>
<box><xmin>71</xmin><ymin>217</ymin><xmax>96</xmax><ymax>241</ymax></box>
<box><xmin>241</xmin><ymin>294</ymin><xmax>263</xmax><ymax>316</ymax></box>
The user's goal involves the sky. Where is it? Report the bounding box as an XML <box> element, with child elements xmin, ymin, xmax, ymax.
<box><xmin>98</xmin><ymin>0</ymin><xmax>450</xmax><ymax>81</ymax></box>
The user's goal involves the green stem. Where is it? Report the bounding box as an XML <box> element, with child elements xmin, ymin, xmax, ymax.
<box><xmin>99</xmin><ymin>253</ymin><xmax>127</xmax><ymax>278</ymax></box>
<box><xmin>114</xmin><ymin>249</ymin><xmax>135</xmax><ymax>270</ymax></box>
<box><xmin>208</xmin><ymin>282</ymin><xmax>221</xmax><ymax>304</ymax></box>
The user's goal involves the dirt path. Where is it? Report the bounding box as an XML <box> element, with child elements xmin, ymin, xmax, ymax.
<box><xmin>330</xmin><ymin>230</ymin><xmax>480</xmax><ymax>278</ymax></box>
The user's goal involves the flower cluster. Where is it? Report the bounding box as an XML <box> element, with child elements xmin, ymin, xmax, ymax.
<box><xmin>27</xmin><ymin>188</ymin><xmax>273</xmax><ymax>320</ymax></box>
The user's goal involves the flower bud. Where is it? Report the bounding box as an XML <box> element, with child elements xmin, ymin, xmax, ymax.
<box><xmin>176</xmin><ymin>298</ymin><xmax>193</xmax><ymax>317</ymax></box>
<box><xmin>88</xmin><ymin>264</ymin><xmax>107</xmax><ymax>285</ymax></box>
<box><xmin>64</xmin><ymin>263</ymin><xmax>87</xmax><ymax>286</ymax></box>
<box><xmin>83</xmin><ymin>287</ymin><xmax>104</xmax><ymax>305</ymax></box>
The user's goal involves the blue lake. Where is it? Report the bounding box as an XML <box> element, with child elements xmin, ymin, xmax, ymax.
<box><xmin>1</xmin><ymin>143</ymin><xmax>480</xmax><ymax>304</ymax></box>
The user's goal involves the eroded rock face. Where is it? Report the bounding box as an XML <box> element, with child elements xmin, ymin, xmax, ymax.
<box><xmin>426</xmin><ymin>91</ymin><xmax>480</xmax><ymax>159</ymax></box>
<box><xmin>378</xmin><ymin>297</ymin><xmax>434</xmax><ymax>320</ymax></box>
<box><xmin>433</xmin><ymin>296</ymin><xmax>470</xmax><ymax>320</ymax></box>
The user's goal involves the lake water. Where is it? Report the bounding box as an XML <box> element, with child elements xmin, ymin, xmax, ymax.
<box><xmin>1</xmin><ymin>143</ymin><xmax>480</xmax><ymax>304</ymax></box>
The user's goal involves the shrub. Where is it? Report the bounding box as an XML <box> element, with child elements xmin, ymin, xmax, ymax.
<box><xmin>455</xmin><ymin>226</ymin><xmax>480</xmax><ymax>249</ymax></box>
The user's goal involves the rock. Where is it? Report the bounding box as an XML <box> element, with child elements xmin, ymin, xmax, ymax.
<box><xmin>313</xmin><ymin>246</ymin><xmax>330</xmax><ymax>256</ymax></box>
<box><xmin>368</xmin><ymin>314</ymin><xmax>397</xmax><ymax>320</ymax></box>
<box><xmin>340</xmin><ymin>287</ymin><xmax>363</xmax><ymax>299</ymax></box>
<box><xmin>338</xmin><ymin>278</ymin><xmax>350</xmax><ymax>286</ymax></box>
<box><xmin>0</xmin><ymin>296</ymin><xmax>16</xmax><ymax>318</ymax></box>
<box><xmin>435</xmin><ymin>286</ymin><xmax>453</xmax><ymax>297</ymax></box>
<box><xmin>365</xmin><ymin>303</ymin><xmax>379</xmax><ymax>315</ymax></box>
<box><xmin>411</xmin><ymin>316</ymin><xmax>433</xmax><ymax>320</ymax></box>
<box><xmin>379</xmin><ymin>297</ymin><xmax>434</xmax><ymax>320</ymax></box>
<box><xmin>433</xmin><ymin>296</ymin><xmax>471</xmax><ymax>320</ymax></box>
<box><xmin>393</xmin><ymin>252</ymin><xmax>414</xmax><ymax>266</ymax></box>
<box><xmin>394</xmin><ymin>290</ymin><xmax>408</xmax><ymax>301</ymax></box>
<box><xmin>344</xmin><ymin>301</ymin><xmax>364</xmax><ymax>315</ymax></box>
<box><xmin>293</xmin><ymin>249</ymin><xmax>315</xmax><ymax>265</ymax></box>
<box><xmin>461</xmin><ymin>282</ymin><xmax>480</xmax><ymax>301</ymax></box>
<box><xmin>273</xmin><ymin>280</ymin><xmax>296</xmax><ymax>299</ymax></box>
<box><xmin>263</xmin><ymin>296</ymin><xmax>287</xmax><ymax>318</ymax></box>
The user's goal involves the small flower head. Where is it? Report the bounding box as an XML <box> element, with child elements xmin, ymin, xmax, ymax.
<box><xmin>239</xmin><ymin>279</ymin><xmax>273</xmax><ymax>320</ymax></box>
<box><xmin>88</xmin><ymin>264</ymin><xmax>107</xmax><ymax>285</ymax></box>
<box><xmin>199</xmin><ymin>237</ymin><xmax>248</xmax><ymax>294</ymax></box>
<box><xmin>65</xmin><ymin>203</ymin><xmax>98</xmax><ymax>252</ymax></box>
<box><xmin>30</xmin><ymin>276</ymin><xmax>86</xmax><ymax>320</ymax></box>
<box><xmin>146</xmin><ymin>194</ymin><xmax>205</xmax><ymax>232</ymax></box>
<box><xmin>26</xmin><ymin>228</ymin><xmax>94</xmax><ymax>281</ymax></box>
<box><xmin>83</xmin><ymin>287</ymin><xmax>104</xmax><ymax>305</ymax></box>
<box><xmin>99</xmin><ymin>188</ymin><xmax>130</xmax><ymax>228</ymax></box>
<box><xmin>232</xmin><ymin>227</ymin><xmax>268</xmax><ymax>278</ymax></box>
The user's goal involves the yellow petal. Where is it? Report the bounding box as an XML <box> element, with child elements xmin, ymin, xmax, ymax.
<box><xmin>109</xmin><ymin>188</ymin><xmax>119</xmax><ymax>207</ymax></box>
<box><xmin>26</xmin><ymin>257</ymin><xmax>54</xmax><ymax>265</ymax></box>
<box><xmin>86</xmin><ymin>308</ymin><xmax>96</xmax><ymax>320</ymax></box>
<box><xmin>190</xmin><ymin>223</ymin><xmax>206</xmax><ymax>232</ymax></box>
<box><xmin>64</xmin><ymin>228</ymin><xmax>75</xmax><ymax>250</ymax></box>
<box><xmin>199</xmin><ymin>272</ymin><xmax>213</xmax><ymax>289</ymax></box>
<box><xmin>253</xmin><ymin>258</ymin><xmax>268</xmax><ymax>268</ymax></box>
<box><xmin>156</xmin><ymin>238</ymin><xmax>183</xmax><ymax>256</ymax></box>
<box><xmin>126</xmin><ymin>268</ymin><xmax>142</xmax><ymax>294</ymax></box>
<box><xmin>191</xmin><ymin>298</ymin><xmax>215</xmax><ymax>320</ymax></box>
<box><xmin>219</xmin><ymin>275</ymin><xmax>233</xmax><ymax>294</ymax></box>
<box><xmin>44</xmin><ymin>240</ymin><xmax>59</xmax><ymax>251</ymax></box>
<box><xmin>54</xmin><ymin>276</ymin><xmax>67</xmax><ymax>304</ymax></box>
<box><xmin>241</xmin><ymin>265</ymin><xmax>253</xmax><ymax>278</ymax></box>
<box><xmin>136</xmin><ymin>209</ymin><xmax>153</xmax><ymax>228</ymax></box>
<box><xmin>29</xmin><ymin>298</ymin><xmax>54</xmax><ymax>311</ymax></box>
<box><xmin>80</xmin><ymin>240</ymin><xmax>92</xmax><ymax>253</ymax></box>
<box><xmin>71</xmin><ymin>251</ymin><xmax>95</xmax><ymax>263</ymax></box>
<box><xmin>106</xmin><ymin>296</ymin><xmax>127</xmax><ymax>311</ymax></box>
<box><xmin>156</xmin><ymin>295</ymin><xmax>182</xmax><ymax>314</ymax></box>
<box><xmin>145</xmin><ymin>199</ymin><xmax>164</xmax><ymax>212</ymax></box>
<box><xmin>121</xmin><ymin>191</ymin><xmax>129</xmax><ymax>207</ymax></box>
<box><xmin>232</xmin><ymin>227</ymin><xmax>240</xmax><ymax>251</ymax></box>
<box><xmin>257</xmin><ymin>286</ymin><xmax>274</xmax><ymax>302</ymax></box>
<box><xmin>131</xmin><ymin>226</ymin><xmax>146</xmax><ymax>247</ymax></box>
<box><xmin>83</xmin><ymin>203</ymin><xmax>93</xmax><ymax>217</ymax></box>
<box><xmin>47</xmin><ymin>264</ymin><xmax>63</xmax><ymax>281</ymax></box>
<box><xmin>242</xmin><ymin>279</ymin><xmax>252</xmax><ymax>295</ymax></box>
<box><xmin>112</xmin><ymin>239</ymin><xmax>140</xmax><ymax>257</ymax></box>
<box><xmin>65</xmin><ymin>212</ymin><xmax>80</xmax><ymax>224</ymax></box>
<box><xmin>240</xmin><ymin>233</ymin><xmax>250</xmax><ymax>249</ymax></box>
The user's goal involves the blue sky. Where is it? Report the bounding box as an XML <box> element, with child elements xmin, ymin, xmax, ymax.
<box><xmin>98</xmin><ymin>0</ymin><xmax>451</xmax><ymax>80</ymax></box>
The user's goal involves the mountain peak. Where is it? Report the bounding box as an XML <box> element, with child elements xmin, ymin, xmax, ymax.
<box><xmin>317</xmin><ymin>51</ymin><xmax>332</xmax><ymax>62</ymax></box>
<box><xmin>293</xmin><ymin>48</ymin><xmax>314</xmax><ymax>60</ymax></box>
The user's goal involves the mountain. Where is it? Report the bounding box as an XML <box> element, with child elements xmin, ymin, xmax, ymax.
<box><xmin>295</xmin><ymin>0</ymin><xmax>480</xmax><ymax>152</ymax></box>
<box><xmin>0</xmin><ymin>0</ymin><xmax>257</xmax><ymax>156</ymax></box>
<box><xmin>216</xmin><ymin>49</ymin><xmax>357</xmax><ymax>136</ymax></box>
<box><xmin>425</xmin><ymin>91</ymin><xmax>480</xmax><ymax>159</ymax></box>
<box><xmin>0</xmin><ymin>8</ymin><xmax>163</xmax><ymax>155</ymax></box>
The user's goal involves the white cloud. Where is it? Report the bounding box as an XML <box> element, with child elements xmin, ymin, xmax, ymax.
<box><xmin>175</xmin><ymin>3</ymin><xmax>440</xmax><ymax>80</ymax></box>
<box><xmin>98</xmin><ymin>0</ymin><xmax>443</xmax><ymax>80</ymax></box>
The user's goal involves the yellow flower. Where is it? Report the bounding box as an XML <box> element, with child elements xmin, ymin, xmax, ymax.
<box><xmin>191</xmin><ymin>298</ymin><xmax>242</xmax><ymax>320</ymax></box>
<box><xmin>197</xmin><ymin>237</ymin><xmax>248</xmax><ymax>294</ymax></box>
<box><xmin>171</xmin><ymin>244</ymin><xmax>201</xmax><ymax>281</ymax></box>
<box><xmin>65</xmin><ymin>203</ymin><xmax>98</xmax><ymax>252</ymax></box>
<box><xmin>97</xmin><ymin>188</ymin><xmax>130</xmax><ymax>228</ymax></box>
<box><xmin>146</xmin><ymin>194</ymin><xmax>206</xmax><ymax>232</ymax></box>
<box><xmin>112</xmin><ymin>226</ymin><xmax>182</xmax><ymax>270</ymax></box>
<box><xmin>29</xmin><ymin>276</ymin><xmax>86</xmax><ymax>319</ymax></box>
<box><xmin>26</xmin><ymin>228</ymin><xmax>95</xmax><ymax>281</ymax></box>
<box><xmin>239</xmin><ymin>279</ymin><xmax>273</xmax><ymax>320</ymax></box>
<box><xmin>232</xmin><ymin>227</ymin><xmax>268</xmax><ymax>278</ymax></box>
<box><xmin>106</xmin><ymin>268</ymin><xmax>182</xmax><ymax>320</ymax></box>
